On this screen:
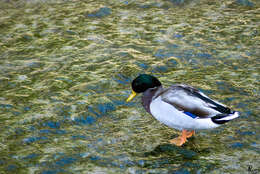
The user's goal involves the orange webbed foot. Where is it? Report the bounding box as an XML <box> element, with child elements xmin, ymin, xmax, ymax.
<box><xmin>169</xmin><ymin>136</ymin><xmax>186</xmax><ymax>146</ymax></box>
<box><xmin>169</xmin><ymin>129</ymin><xmax>194</xmax><ymax>146</ymax></box>
<box><xmin>186</xmin><ymin>130</ymin><xmax>195</xmax><ymax>138</ymax></box>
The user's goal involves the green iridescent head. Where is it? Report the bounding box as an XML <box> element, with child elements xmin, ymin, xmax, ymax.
<box><xmin>126</xmin><ymin>74</ymin><xmax>161</xmax><ymax>102</ymax></box>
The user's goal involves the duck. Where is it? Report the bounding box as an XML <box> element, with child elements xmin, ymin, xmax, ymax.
<box><xmin>126</xmin><ymin>74</ymin><xmax>239</xmax><ymax>146</ymax></box>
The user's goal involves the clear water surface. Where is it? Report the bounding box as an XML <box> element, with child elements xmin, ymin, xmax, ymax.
<box><xmin>0</xmin><ymin>0</ymin><xmax>259</xmax><ymax>173</ymax></box>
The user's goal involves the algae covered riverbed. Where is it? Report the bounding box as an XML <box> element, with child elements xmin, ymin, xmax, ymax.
<box><xmin>0</xmin><ymin>0</ymin><xmax>259</xmax><ymax>173</ymax></box>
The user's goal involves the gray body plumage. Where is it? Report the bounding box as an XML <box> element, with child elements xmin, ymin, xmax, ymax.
<box><xmin>141</xmin><ymin>84</ymin><xmax>239</xmax><ymax>130</ymax></box>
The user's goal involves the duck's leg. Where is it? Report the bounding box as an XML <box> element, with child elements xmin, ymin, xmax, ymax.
<box><xmin>169</xmin><ymin>129</ymin><xmax>189</xmax><ymax>146</ymax></box>
<box><xmin>186</xmin><ymin>130</ymin><xmax>195</xmax><ymax>138</ymax></box>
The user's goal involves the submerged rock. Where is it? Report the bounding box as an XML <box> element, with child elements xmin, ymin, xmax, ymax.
<box><xmin>86</xmin><ymin>7</ymin><xmax>112</xmax><ymax>18</ymax></box>
<box><xmin>144</xmin><ymin>144</ymin><xmax>197</xmax><ymax>159</ymax></box>
<box><xmin>236</xmin><ymin>0</ymin><xmax>255</xmax><ymax>7</ymax></box>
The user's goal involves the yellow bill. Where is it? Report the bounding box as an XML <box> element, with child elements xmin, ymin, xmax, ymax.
<box><xmin>126</xmin><ymin>90</ymin><xmax>137</xmax><ymax>102</ymax></box>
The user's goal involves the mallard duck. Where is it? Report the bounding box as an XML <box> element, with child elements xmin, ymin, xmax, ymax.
<box><xmin>126</xmin><ymin>74</ymin><xmax>239</xmax><ymax>146</ymax></box>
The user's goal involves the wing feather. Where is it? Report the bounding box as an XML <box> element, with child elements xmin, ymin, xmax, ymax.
<box><xmin>160</xmin><ymin>84</ymin><xmax>231</xmax><ymax>118</ymax></box>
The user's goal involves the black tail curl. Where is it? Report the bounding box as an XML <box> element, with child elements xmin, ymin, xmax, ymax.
<box><xmin>211</xmin><ymin>111</ymin><xmax>237</xmax><ymax>125</ymax></box>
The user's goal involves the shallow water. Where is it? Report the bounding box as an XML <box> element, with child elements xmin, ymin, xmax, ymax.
<box><xmin>0</xmin><ymin>0</ymin><xmax>259</xmax><ymax>173</ymax></box>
